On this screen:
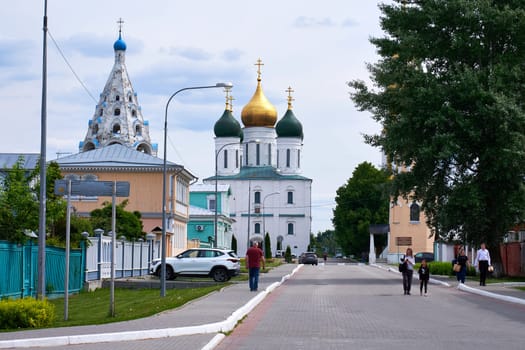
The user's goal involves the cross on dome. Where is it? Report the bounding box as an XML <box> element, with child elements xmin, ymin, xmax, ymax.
<box><xmin>286</xmin><ymin>86</ymin><xmax>295</xmax><ymax>109</ymax></box>
<box><xmin>255</xmin><ymin>58</ymin><xmax>264</xmax><ymax>81</ymax></box>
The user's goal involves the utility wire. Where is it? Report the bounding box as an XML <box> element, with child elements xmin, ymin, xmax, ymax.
<box><xmin>48</xmin><ymin>29</ymin><xmax>98</xmax><ymax>103</ymax></box>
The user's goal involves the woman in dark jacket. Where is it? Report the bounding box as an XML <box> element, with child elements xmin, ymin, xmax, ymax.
<box><xmin>456</xmin><ymin>247</ymin><xmax>469</xmax><ymax>284</ymax></box>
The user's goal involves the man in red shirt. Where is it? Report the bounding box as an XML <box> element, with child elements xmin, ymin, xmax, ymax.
<box><xmin>245</xmin><ymin>241</ymin><xmax>265</xmax><ymax>291</ymax></box>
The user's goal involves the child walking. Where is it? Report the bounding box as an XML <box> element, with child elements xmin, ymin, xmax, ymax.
<box><xmin>418</xmin><ymin>259</ymin><xmax>430</xmax><ymax>296</ymax></box>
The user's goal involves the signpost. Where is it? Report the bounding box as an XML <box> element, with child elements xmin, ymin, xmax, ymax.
<box><xmin>55</xmin><ymin>180</ymin><xmax>129</xmax><ymax>318</ymax></box>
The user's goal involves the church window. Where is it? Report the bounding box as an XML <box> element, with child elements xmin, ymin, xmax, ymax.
<box><xmin>277</xmin><ymin>150</ymin><xmax>280</xmax><ymax>167</ymax></box>
<box><xmin>116</xmin><ymin>95</ymin><xmax>120</xmax><ymax>101</ymax></box>
<box><xmin>254</xmin><ymin>223</ymin><xmax>261</xmax><ymax>234</ymax></box>
<box><xmin>129</xmin><ymin>95</ymin><xmax>133</xmax><ymax>102</ymax></box>
<box><xmin>254</xmin><ymin>191</ymin><xmax>261</xmax><ymax>204</ymax></box>
<box><xmin>99</xmin><ymin>109</ymin><xmax>103</xmax><ymax>116</ymax></box>
<box><xmin>92</xmin><ymin>124</ymin><xmax>99</xmax><ymax>135</ymax></box>
<box><xmin>268</xmin><ymin>144</ymin><xmax>271</xmax><ymax>165</ymax></box>
<box><xmin>286</xmin><ymin>149</ymin><xmax>291</xmax><ymax>167</ymax></box>
<box><xmin>135</xmin><ymin>125</ymin><xmax>142</xmax><ymax>136</ymax></box>
<box><xmin>287</xmin><ymin>191</ymin><xmax>294</xmax><ymax>204</ymax></box>
<box><xmin>113</xmin><ymin>124</ymin><xmax>121</xmax><ymax>134</ymax></box>
<box><xmin>114</xmin><ymin>108</ymin><xmax>121</xmax><ymax>116</ymax></box>
<box><xmin>410</xmin><ymin>202</ymin><xmax>420</xmax><ymax>222</ymax></box>
<box><xmin>287</xmin><ymin>223</ymin><xmax>294</xmax><ymax>235</ymax></box>
<box><xmin>256</xmin><ymin>144</ymin><xmax>260</xmax><ymax>165</ymax></box>
<box><xmin>223</xmin><ymin>149</ymin><xmax>228</xmax><ymax>169</ymax></box>
<box><xmin>236</xmin><ymin>150</ymin><xmax>239</xmax><ymax>168</ymax></box>
<box><xmin>132</xmin><ymin>110</ymin><xmax>136</xmax><ymax>117</ymax></box>
<box><xmin>245</xmin><ymin>143</ymin><xmax>249</xmax><ymax>165</ymax></box>
<box><xmin>298</xmin><ymin>150</ymin><xmax>301</xmax><ymax>168</ymax></box>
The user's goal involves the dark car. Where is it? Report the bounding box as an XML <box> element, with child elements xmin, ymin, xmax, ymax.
<box><xmin>299</xmin><ymin>252</ymin><xmax>318</xmax><ymax>265</ymax></box>
<box><xmin>414</xmin><ymin>252</ymin><xmax>434</xmax><ymax>263</ymax></box>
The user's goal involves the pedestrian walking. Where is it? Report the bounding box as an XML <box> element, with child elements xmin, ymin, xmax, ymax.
<box><xmin>475</xmin><ymin>243</ymin><xmax>491</xmax><ymax>286</ymax></box>
<box><xmin>418</xmin><ymin>259</ymin><xmax>430</xmax><ymax>296</ymax></box>
<box><xmin>455</xmin><ymin>247</ymin><xmax>469</xmax><ymax>285</ymax></box>
<box><xmin>245</xmin><ymin>241</ymin><xmax>265</xmax><ymax>292</ymax></box>
<box><xmin>401</xmin><ymin>248</ymin><xmax>415</xmax><ymax>295</ymax></box>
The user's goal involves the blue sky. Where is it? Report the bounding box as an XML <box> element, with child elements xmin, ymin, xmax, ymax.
<box><xmin>0</xmin><ymin>0</ymin><xmax>388</xmax><ymax>234</ymax></box>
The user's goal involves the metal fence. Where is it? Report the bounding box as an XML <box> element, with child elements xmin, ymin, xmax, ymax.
<box><xmin>0</xmin><ymin>240</ymin><xmax>84</xmax><ymax>299</ymax></box>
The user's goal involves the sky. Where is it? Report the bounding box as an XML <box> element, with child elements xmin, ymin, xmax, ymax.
<box><xmin>0</xmin><ymin>0</ymin><xmax>389</xmax><ymax>234</ymax></box>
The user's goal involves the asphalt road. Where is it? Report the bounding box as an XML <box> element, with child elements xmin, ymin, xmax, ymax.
<box><xmin>216</xmin><ymin>263</ymin><xmax>525</xmax><ymax>350</ymax></box>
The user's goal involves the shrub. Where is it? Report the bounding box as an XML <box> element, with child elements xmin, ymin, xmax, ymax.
<box><xmin>284</xmin><ymin>245</ymin><xmax>292</xmax><ymax>263</ymax></box>
<box><xmin>0</xmin><ymin>298</ymin><xmax>55</xmax><ymax>329</ymax></box>
<box><xmin>414</xmin><ymin>261</ymin><xmax>476</xmax><ymax>277</ymax></box>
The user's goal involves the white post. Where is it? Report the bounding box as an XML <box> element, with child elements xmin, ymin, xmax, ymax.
<box><xmin>369</xmin><ymin>233</ymin><xmax>376</xmax><ymax>264</ymax></box>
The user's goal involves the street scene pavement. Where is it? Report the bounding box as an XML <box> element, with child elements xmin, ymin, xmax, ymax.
<box><xmin>1</xmin><ymin>262</ymin><xmax>524</xmax><ymax>350</ymax></box>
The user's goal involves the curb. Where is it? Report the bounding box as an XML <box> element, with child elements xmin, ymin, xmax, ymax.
<box><xmin>0</xmin><ymin>265</ymin><xmax>303</xmax><ymax>349</ymax></box>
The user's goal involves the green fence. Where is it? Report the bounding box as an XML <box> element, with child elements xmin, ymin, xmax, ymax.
<box><xmin>0</xmin><ymin>240</ymin><xmax>85</xmax><ymax>299</ymax></box>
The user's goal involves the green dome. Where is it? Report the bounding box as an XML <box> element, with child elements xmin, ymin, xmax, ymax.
<box><xmin>214</xmin><ymin>109</ymin><xmax>242</xmax><ymax>138</ymax></box>
<box><xmin>276</xmin><ymin>109</ymin><xmax>303</xmax><ymax>139</ymax></box>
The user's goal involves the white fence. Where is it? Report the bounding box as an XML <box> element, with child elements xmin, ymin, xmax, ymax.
<box><xmin>85</xmin><ymin>235</ymin><xmax>160</xmax><ymax>281</ymax></box>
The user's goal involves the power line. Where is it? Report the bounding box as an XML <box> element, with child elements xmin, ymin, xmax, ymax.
<box><xmin>48</xmin><ymin>30</ymin><xmax>98</xmax><ymax>103</ymax></box>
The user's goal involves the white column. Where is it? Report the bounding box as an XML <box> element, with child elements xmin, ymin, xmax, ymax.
<box><xmin>369</xmin><ymin>233</ymin><xmax>376</xmax><ymax>264</ymax></box>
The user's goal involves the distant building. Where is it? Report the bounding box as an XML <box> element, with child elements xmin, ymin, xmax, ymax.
<box><xmin>203</xmin><ymin>61</ymin><xmax>312</xmax><ymax>257</ymax></box>
<box><xmin>188</xmin><ymin>183</ymin><xmax>235</xmax><ymax>249</ymax></box>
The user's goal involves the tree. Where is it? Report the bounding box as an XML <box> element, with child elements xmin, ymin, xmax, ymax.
<box><xmin>332</xmin><ymin>162</ymin><xmax>390</xmax><ymax>257</ymax></box>
<box><xmin>314</xmin><ymin>229</ymin><xmax>339</xmax><ymax>256</ymax></box>
<box><xmin>231</xmin><ymin>235</ymin><xmax>237</xmax><ymax>254</ymax></box>
<box><xmin>349</xmin><ymin>1</ymin><xmax>525</xmax><ymax>252</ymax></box>
<box><xmin>90</xmin><ymin>200</ymin><xmax>144</xmax><ymax>241</ymax></box>
<box><xmin>264</xmin><ymin>232</ymin><xmax>272</xmax><ymax>259</ymax></box>
<box><xmin>0</xmin><ymin>157</ymin><xmax>39</xmax><ymax>242</ymax></box>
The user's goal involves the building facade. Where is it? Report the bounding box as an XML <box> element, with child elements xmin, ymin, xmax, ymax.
<box><xmin>203</xmin><ymin>62</ymin><xmax>312</xmax><ymax>257</ymax></box>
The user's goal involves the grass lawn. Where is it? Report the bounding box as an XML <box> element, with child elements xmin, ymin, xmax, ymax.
<box><xmin>49</xmin><ymin>284</ymin><xmax>225</xmax><ymax>328</ymax></box>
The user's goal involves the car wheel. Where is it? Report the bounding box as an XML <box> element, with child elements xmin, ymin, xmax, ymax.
<box><xmin>165</xmin><ymin>266</ymin><xmax>176</xmax><ymax>280</ymax></box>
<box><xmin>212</xmin><ymin>267</ymin><xmax>228</xmax><ymax>282</ymax></box>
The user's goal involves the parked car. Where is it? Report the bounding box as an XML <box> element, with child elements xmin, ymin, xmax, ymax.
<box><xmin>299</xmin><ymin>252</ymin><xmax>318</xmax><ymax>265</ymax></box>
<box><xmin>150</xmin><ymin>248</ymin><xmax>241</xmax><ymax>282</ymax></box>
<box><xmin>414</xmin><ymin>252</ymin><xmax>435</xmax><ymax>263</ymax></box>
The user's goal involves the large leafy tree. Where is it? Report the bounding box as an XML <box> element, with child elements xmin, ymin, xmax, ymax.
<box><xmin>0</xmin><ymin>157</ymin><xmax>39</xmax><ymax>242</ymax></box>
<box><xmin>90</xmin><ymin>199</ymin><xmax>144</xmax><ymax>241</ymax></box>
<box><xmin>332</xmin><ymin>162</ymin><xmax>390</xmax><ymax>257</ymax></box>
<box><xmin>349</xmin><ymin>1</ymin><xmax>525</xmax><ymax>250</ymax></box>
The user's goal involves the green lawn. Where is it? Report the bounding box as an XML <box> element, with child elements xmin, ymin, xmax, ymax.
<box><xmin>49</xmin><ymin>284</ymin><xmax>225</xmax><ymax>328</ymax></box>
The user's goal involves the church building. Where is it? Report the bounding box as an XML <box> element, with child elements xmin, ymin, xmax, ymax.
<box><xmin>204</xmin><ymin>61</ymin><xmax>312</xmax><ymax>257</ymax></box>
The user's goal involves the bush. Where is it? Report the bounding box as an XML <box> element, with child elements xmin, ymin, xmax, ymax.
<box><xmin>414</xmin><ymin>261</ymin><xmax>476</xmax><ymax>277</ymax></box>
<box><xmin>0</xmin><ymin>298</ymin><xmax>55</xmax><ymax>329</ymax></box>
<box><xmin>284</xmin><ymin>245</ymin><xmax>292</xmax><ymax>263</ymax></box>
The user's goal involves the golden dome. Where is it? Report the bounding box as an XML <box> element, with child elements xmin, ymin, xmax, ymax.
<box><xmin>241</xmin><ymin>59</ymin><xmax>277</xmax><ymax>127</ymax></box>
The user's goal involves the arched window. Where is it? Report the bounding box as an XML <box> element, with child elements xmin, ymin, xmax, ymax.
<box><xmin>286</xmin><ymin>149</ymin><xmax>291</xmax><ymax>167</ymax></box>
<box><xmin>287</xmin><ymin>223</ymin><xmax>294</xmax><ymax>235</ymax></box>
<box><xmin>254</xmin><ymin>223</ymin><xmax>261</xmax><ymax>234</ymax></box>
<box><xmin>113</xmin><ymin>124</ymin><xmax>121</xmax><ymax>134</ymax></box>
<box><xmin>132</xmin><ymin>110</ymin><xmax>137</xmax><ymax>117</ymax></box>
<box><xmin>223</xmin><ymin>149</ymin><xmax>228</xmax><ymax>169</ymax></box>
<box><xmin>256</xmin><ymin>144</ymin><xmax>260</xmax><ymax>165</ymax></box>
<box><xmin>135</xmin><ymin>125</ymin><xmax>142</xmax><ymax>136</ymax></box>
<box><xmin>235</xmin><ymin>150</ymin><xmax>239</xmax><ymax>168</ymax></box>
<box><xmin>254</xmin><ymin>191</ymin><xmax>261</xmax><ymax>204</ymax></box>
<box><xmin>287</xmin><ymin>191</ymin><xmax>294</xmax><ymax>204</ymax></box>
<box><xmin>268</xmin><ymin>144</ymin><xmax>271</xmax><ymax>165</ymax></box>
<box><xmin>116</xmin><ymin>95</ymin><xmax>120</xmax><ymax>101</ymax></box>
<box><xmin>114</xmin><ymin>108</ymin><xmax>121</xmax><ymax>116</ymax></box>
<box><xmin>410</xmin><ymin>202</ymin><xmax>420</xmax><ymax>222</ymax></box>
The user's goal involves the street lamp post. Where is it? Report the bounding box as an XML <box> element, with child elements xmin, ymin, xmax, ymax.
<box><xmin>214</xmin><ymin>141</ymin><xmax>241</xmax><ymax>248</ymax></box>
<box><xmin>161</xmin><ymin>82</ymin><xmax>232</xmax><ymax>297</ymax></box>
<box><xmin>262</xmin><ymin>192</ymin><xmax>280</xmax><ymax>239</ymax></box>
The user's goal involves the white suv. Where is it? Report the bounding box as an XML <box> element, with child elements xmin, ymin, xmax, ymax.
<box><xmin>150</xmin><ymin>248</ymin><xmax>241</xmax><ymax>282</ymax></box>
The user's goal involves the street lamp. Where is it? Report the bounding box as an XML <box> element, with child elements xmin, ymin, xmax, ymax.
<box><xmin>215</xmin><ymin>139</ymin><xmax>259</xmax><ymax>249</ymax></box>
<box><xmin>214</xmin><ymin>141</ymin><xmax>241</xmax><ymax>248</ymax></box>
<box><xmin>262</xmin><ymin>191</ymin><xmax>280</xmax><ymax>238</ymax></box>
<box><xmin>161</xmin><ymin>82</ymin><xmax>232</xmax><ymax>297</ymax></box>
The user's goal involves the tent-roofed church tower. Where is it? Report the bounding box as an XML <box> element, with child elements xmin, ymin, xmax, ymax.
<box><xmin>79</xmin><ymin>19</ymin><xmax>157</xmax><ymax>155</ymax></box>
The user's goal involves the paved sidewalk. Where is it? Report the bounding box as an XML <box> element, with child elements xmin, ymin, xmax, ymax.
<box><xmin>0</xmin><ymin>264</ymin><xmax>300</xmax><ymax>349</ymax></box>
<box><xmin>372</xmin><ymin>263</ymin><xmax>525</xmax><ymax>305</ymax></box>
<box><xmin>1</xmin><ymin>263</ymin><xmax>524</xmax><ymax>349</ymax></box>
